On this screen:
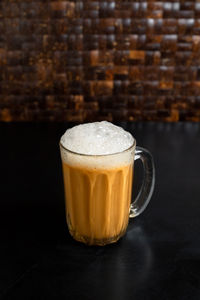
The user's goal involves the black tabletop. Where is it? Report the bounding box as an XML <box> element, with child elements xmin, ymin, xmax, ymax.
<box><xmin>0</xmin><ymin>122</ymin><xmax>200</xmax><ymax>300</ymax></box>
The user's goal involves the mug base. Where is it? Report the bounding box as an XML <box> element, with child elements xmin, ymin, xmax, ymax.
<box><xmin>68</xmin><ymin>227</ymin><xmax>127</xmax><ymax>246</ymax></box>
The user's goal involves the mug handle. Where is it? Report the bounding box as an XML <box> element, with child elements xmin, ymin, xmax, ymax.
<box><xmin>129</xmin><ymin>146</ymin><xmax>155</xmax><ymax>218</ymax></box>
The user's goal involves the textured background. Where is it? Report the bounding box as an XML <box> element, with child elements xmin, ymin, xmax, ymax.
<box><xmin>0</xmin><ymin>1</ymin><xmax>200</xmax><ymax>122</ymax></box>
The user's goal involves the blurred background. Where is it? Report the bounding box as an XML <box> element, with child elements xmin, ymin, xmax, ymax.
<box><xmin>0</xmin><ymin>1</ymin><xmax>200</xmax><ymax>122</ymax></box>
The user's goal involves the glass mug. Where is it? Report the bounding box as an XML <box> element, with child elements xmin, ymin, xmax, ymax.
<box><xmin>60</xmin><ymin>137</ymin><xmax>155</xmax><ymax>246</ymax></box>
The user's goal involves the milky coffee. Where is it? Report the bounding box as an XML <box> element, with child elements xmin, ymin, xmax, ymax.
<box><xmin>60</xmin><ymin>121</ymin><xmax>135</xmax><ymax>245</ymax></box>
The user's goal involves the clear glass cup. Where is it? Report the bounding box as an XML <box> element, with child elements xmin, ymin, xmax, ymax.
<box><xmin>60</xmin><ymin>137</ymin><xmax>155</xmax><ymax>246</ymax></box>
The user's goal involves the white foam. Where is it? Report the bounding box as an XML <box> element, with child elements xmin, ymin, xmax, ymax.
<box><xmin>60</xmin><ymin>121</ymin><xmax>135</xmax><ymax>169</ymax></box>
<box><xmin>60</xmin><ymin>121</ymin><xmax>134</xmax><ymax>155</ymax></box>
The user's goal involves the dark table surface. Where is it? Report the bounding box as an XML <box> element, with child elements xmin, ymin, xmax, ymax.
<box><xmin>0</xmin><ymin>122</ymin><xmax>200</xmax><ymax>300</ymax></box>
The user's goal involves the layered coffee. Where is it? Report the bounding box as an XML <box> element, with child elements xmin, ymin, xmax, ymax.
<box><xmin>60</xmin><ymin>121</ymin><xmax>135</xmax><ymax>245</ymax></box>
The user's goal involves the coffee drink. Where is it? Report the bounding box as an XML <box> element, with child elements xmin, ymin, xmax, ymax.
<box><xmin>60</xmin><ymin>121</ymin><xmax>135</xmax><ymax>245</ymax></box>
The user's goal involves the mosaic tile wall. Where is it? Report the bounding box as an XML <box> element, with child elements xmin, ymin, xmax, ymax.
<box><xmin>0</xmin><ymin>1</ymin><xmax>200</xmax><ymax>121</ymax></box>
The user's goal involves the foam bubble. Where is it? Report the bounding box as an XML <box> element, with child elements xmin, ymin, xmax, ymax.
<box><xmin>60</xmin><ymin>122</ymin><xmax>135</xmax><ymax>169</ymax></box>
<box><xmin>60</xmin><ymin>121</ymin><xmax>134</xmax><ymax>155</ymax></box>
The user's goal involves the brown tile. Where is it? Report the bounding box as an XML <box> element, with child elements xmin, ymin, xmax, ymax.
<box><xmin>1</xmin><ymin>0</ymin><xmax>200</xmax><ymax>121</ymax></box>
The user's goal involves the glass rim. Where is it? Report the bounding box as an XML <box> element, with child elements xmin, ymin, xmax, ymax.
<box><xmin>59</xmin><ymin>138</ymin><xmax>136</xmax><ymax>158</ymax></box>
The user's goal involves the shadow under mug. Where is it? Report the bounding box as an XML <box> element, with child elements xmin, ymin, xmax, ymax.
<box><xmin>60</xmin><ymin>138</ymin><xmax>155</xmax><ymax>246</ymax></box>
